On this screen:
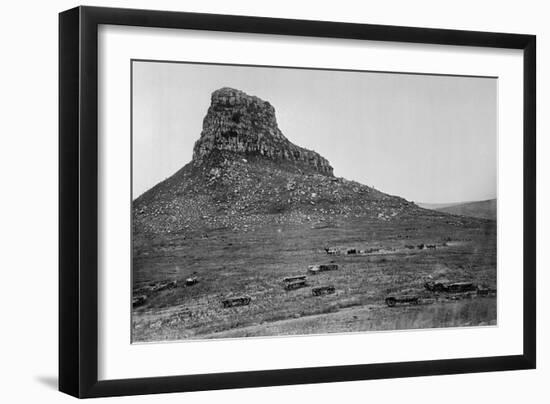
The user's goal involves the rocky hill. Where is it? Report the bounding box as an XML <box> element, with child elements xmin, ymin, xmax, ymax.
<box><xmin>133</xmin><ymin>88</ymin><xmax>429</xmax><ymax>236</ymax></box>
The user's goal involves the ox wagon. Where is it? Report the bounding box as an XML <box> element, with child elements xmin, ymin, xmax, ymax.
<box><xmin>476</xmin><ymin>286</ymin><xmax>497</xmax><ymax>296</ymax></box>
<box><xmin>312</xmin><ymin>286</ymin><xmax>335</xmax><ymax>296</ymax></box>
<box><xmin>424</xmin><ymin>281</ymin><xmax>476</xmax><ymax>293</ymax></box>
<box><xmin>282</xmin><ymin>275</ymin><xmax>307</xmax><ymax>290</ymax></box>
<box><xmin>185</xmin><ymin>277</ymin><xmax>198</xmax><ymax>286</ymax></box>
<box><xmin>132</xmin><ymin>295</ymin><xmax>147</xmax><ymax>308</ymax></box>
<box><xmin>282</xmin><ymin>275</ymin><xmax>307</xmax><ymax>283</ymax></box>
<box><xmin>385</xmin><ymin>295</ymin><xmax>419</xmax><ymax>307</ymax></box>
<box><xmin>284</xmin><ymin>279</ymin><xmax>307</xmax><ymax>291</ymax></box>
<box><xmin>308</xmin><ymin>264</ymin><xmax>339</xmax><ymax>274</ymax></box>
<box><xmin>221</xmin><ymin>296</ymin><xmax>251</xmax><ymax>308</ymax></box>
<box><xmin>149</xmin><ymin>279</ymin><xmax>177</xmax><ymax>292</ymax></box>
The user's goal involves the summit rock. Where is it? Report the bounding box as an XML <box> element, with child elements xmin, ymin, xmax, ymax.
<box><xmin>192</xmin><ymin>88</ymin><xmax>333</xmax><ymax>175</ymax></box>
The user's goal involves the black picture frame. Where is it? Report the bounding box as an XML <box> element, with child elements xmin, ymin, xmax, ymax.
<box><xmin>59</xmin><ymin>5</ymin><xmax>536</xmax><ymax>398</ymax></box>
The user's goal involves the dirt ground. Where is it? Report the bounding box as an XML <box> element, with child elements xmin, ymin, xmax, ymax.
<box><xmin>132</xmin><ymin>213</ymin><xmax>497</xmax><ymax>342</ymax></box>
<box><xmin>197</xmin><ymin>298</ymin><xmax>497</xmax><ymax>339</ymax></box>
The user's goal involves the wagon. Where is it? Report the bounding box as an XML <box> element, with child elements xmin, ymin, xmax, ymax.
<box><xmin>476</xmin><ymin>286</ymin><xmax>497</xmax><ymax>296</ymax></box>
<box><xmin>308</xmin><ymin>264</ymin><xmax>339</xmax><ymax>274</ymax></box>
<box><xmin>132</xmin><ymin>295</ymin><xmax>147</xmax><ymax>307</ymax></box>
<box><xmin>284</xmin><ymin>279</ymin><xmax>307</xmax><ymax>291</ymax></box>
<box><xmin>385</xmin><ymin>295</ymin><xmax>419</xmax><ymax>307</ymax></box>
<box><xmin>221</xmin><ymin>296</ymin><xmax>251</xmax><ymax>308</ymax></box>
<box><xmin>424</xmin><ymin>281</ymin><xmax>476</xmax><ymax>293</ymax></box>
<box><xmin>282</xmin><ymin>275</ymin><xmax>307</xmax><ymax>283</ymax></box>
<box><xmin>312</xmin><ymin>286</ymin><xmax>335</xmax><ymax>296</ymax></box>
<box><xmin>308</xmin><ymin>266</ymin><xmax>321</xmax><ymax>274</ymax></box>
<box><xmin>149</xmin><ymin>279</ymin><xmax>178</xmax><ymax>292</ymax></box>
<box><xmin>185</xmin><ymin>277</ymin><xmax>198</xmax><ymax>286</ymax></box>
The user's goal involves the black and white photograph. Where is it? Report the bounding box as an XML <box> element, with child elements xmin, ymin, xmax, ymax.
<box><xmin>0</xmin><ymin>0</ymin><xmax>544</xmax><ymax>401</ymax></box>
<box><xmin>131</xmin><ymin>60</ymin><xmax>498</xmax><ymax>342</ymax></box>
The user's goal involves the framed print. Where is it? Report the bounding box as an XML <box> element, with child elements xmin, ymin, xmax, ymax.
<box><xmin>59</xmin><ymin>6</ymin><xmax>536</xmax><ymax>398</ymax></box>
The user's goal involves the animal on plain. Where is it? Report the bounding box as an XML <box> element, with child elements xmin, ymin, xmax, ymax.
<box><xmin>324</xmin><ymin>247</ymin><xmax>339</xmax><ymax>255</ymax></box>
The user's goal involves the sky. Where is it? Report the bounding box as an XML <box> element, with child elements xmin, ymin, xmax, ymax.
<box><xmin>132</xmin><ymin>60</ymin><xmax>497</xmax><ymax>204</ymax></box>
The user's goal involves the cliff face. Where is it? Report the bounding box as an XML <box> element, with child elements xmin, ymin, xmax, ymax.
<box><xmin>192</xmin><ymin>87</ymin><xmax>333</xmax><ymax>175</ymax></box>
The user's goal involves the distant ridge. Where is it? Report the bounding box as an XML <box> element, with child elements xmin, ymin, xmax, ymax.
<box><xmin>417</xmin><ymin>199</ymin><xmax>496</xmax><ymax>220</ymax></box>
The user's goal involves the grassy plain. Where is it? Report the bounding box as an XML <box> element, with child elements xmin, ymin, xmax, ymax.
<box><xmin>132</xmin><ymin>211</ymin><xmax>496</xmax><ymax>342</ymax></box>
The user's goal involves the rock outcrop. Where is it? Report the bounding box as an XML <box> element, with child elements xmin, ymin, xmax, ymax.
<box><xmin>192</xmin><ymin>87</ymin><xmax>333</xmax><ymax>175</ymax></box>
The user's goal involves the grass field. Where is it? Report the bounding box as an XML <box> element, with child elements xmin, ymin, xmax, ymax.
<box><xmin>132</xmin><ymin>212</ymin><xmax>497</xmax><ymax>342</ymax></box>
